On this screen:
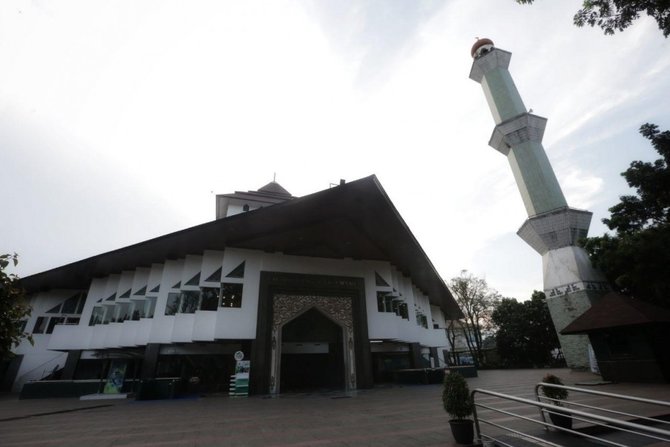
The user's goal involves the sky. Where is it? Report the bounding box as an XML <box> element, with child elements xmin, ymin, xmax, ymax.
<box><xmin>2</xmin><ymin>0</ymin><xmax>669</xmax><ymax>300</ymax></box>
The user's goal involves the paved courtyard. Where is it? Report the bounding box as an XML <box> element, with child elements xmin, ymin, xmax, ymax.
<box><xmin>1</xmin><ymin>369</ymin><xmax>668</xmax><ymax>446</ymax></box>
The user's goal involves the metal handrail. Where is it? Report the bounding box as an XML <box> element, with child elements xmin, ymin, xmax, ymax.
<box><xmin>535</xmin><ymin>382</ymin><xmax>670</xmax><ymax>430</ymax></box>
<box><xmin>471</xmin><ymin>386</ymin><xmax>670</xmax><ymax>446</ymax></box>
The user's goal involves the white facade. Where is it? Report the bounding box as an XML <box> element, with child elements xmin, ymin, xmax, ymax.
<box><xmin>11</xmin><ymin>178</ymin><xmax>458</xmax><ymax>393</ymax></box>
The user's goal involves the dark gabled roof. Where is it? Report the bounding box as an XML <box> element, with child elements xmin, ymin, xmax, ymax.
<box><xmin>216</xmin><ymin>181</ymin><xmax>294</xmax><ymax>206</ymax></box>
<box><xmin>257</xmin><ymin>181</ymin><xmax>292</xmax><ymax>198</ymax></box>
<box><xmin>561</xmin><ymin>292</ymin><xmax>670</xmax><ymax>335</ymax></box>
<box><xmin>20</xmin><ymin>175</ymin><xmax>462</xmax><ymax>318</ymax></box>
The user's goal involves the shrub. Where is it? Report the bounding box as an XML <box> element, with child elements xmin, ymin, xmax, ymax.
<box><xmin>442</xmin><ymin>372</ymin><xmax>473</xmax><ymax>420</ymax></box>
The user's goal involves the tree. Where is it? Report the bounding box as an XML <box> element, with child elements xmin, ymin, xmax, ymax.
<box><xmin>491</xmin><ymin>291</ymin><xmax>562</xmax><ymax>368</ymax></box>
<box><xmin>0</xmin><ymin>254</ymin><xmax>32</xmax><ymax>361</ymax></box>
<box><xmin>517</xmin><ymin>1</ymin><xmax>670</xmax><ymax>37</ymax></box>
<box><xmin>582</xmin><ymin>124</ymin><xmax>670</xmax><ymax>308</ymax></box>
<box><xmin>448</xmin><ymin>271</ymin><xmax>500</xmax><ymax>366</ymax></box>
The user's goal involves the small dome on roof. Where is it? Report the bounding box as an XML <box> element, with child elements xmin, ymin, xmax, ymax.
<box><xmin>471</xmin><ymin>38</ymin><xmax>494</xmax><ymax>58</ymax></box>
<box><xmin>257</xmin><ymin>181</ymin><xmax>292</xmax><ymax>197</ymax></box>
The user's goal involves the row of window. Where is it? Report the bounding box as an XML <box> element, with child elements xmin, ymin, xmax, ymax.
<box><xmin>376</xmin><ymin>292</ymin><xmax>410</xmax><ymax>320</ymax></box>
<box><xmin>89</xmin><ymin>297</ymin><xmax>157</xmax><ymax>326</ymax></box>
<box><xmin>33</xmin><ymin>316</ymin><xmax>81</xmax><ymax>334</ymax></box>
<box><xmin>165</xmin><ymin>284</ymin><xmax>243</xmax><ymax>315</ymax></box>
<box><xmin>85</xmin><ymin>284</ymin><xmax>244</xmax><ymax>326</ymax></box>
<box><xmin>377</xmin><ymin>291</ymin><xmax>432</xmax><ymax>328</ymax></box>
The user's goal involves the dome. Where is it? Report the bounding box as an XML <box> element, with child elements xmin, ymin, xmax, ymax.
<box><xmin>471</xmin><ymin>38</ymin><xmax>494</xmax><ymax>58</ymax></box>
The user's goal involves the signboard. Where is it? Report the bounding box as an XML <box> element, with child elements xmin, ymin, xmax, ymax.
<box><xmin>231</xmin><ymin>360</ymin><xmax>250</xmax><ymax>397</ymax></box>
<box><xmin>103</xmin><ymin>360</ymin><xmax>127</xmax><ymax>394</ymax></box>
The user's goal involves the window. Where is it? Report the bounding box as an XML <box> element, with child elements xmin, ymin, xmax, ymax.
<box><xmin>66</xmin><ymin>317</ymin><xmax>80</xmax><ymax>325</ymax></box>
<box><xmin>180</xmin><ymin>291</ymin><xmax>200</xmax><ymax>313</ymax></box>
<box><xmin>89</xmin><ymin>307</ymin><xmax>105</xmax><ymax>326</ymax></box>
<box><xmin>399</xmin><ymin>303</ymin><xmax>409</xmax><ymax>320</ymax></box>
<box><xmin>200</xmin><ymin>287</ymin><xmax>219</xmax><ymax>311</ymax></box>
<box><xmin>114</xmin><ymin>303</ymin><xmax>131</xmax><ymax>322</ymax></box>
<box><xmin>377</xmin><ymin>292</ymin><xmax>386</xmax><ymax>312</ymax></box>
<box><xmin>165</xmin><ymin>292</ymin><xmax>180</xmax><ymax>316</ymax></box>
<box><xmin>144</xmin><ymin>297</ymin><xmax>157</xmax><ymax>318</ymax></box>
<box><xmin>220</xmin><ymin>283</ymin><xmax>243</xmax><ymax>308</ymax></box>
<box><xmin>33</xmin><ymin>317</ymin><xmax>48</xmax><ymax>334</ymax></box>
<box><xmin>131</xmin><ymin>302</ymin><xmax>142</xmax><ymax>320</ymax></box>
<box><xmin>46</xmin><ymin>317</ymin><xmax>65</xmax><ymax>334</ymax></box>
<box><xmin>102</xmin><ymin>306</ymin><xmax>113</xmax><ymax>324</ymax></box>
<box><xmin>61</xmin><ymin>294</ymin><xmax>79</xmax><ymax>314</ymax></box>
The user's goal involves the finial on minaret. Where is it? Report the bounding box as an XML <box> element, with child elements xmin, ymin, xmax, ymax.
<box><xmin>471</xmin><ymin>37</ymin><xmax>494</xmax><ymax>59</ymax></box>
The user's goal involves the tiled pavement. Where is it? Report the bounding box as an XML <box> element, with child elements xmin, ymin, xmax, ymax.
<box><xmin>0</xmin><ymin>369</ymin><xmax>668</xmax><ymax>447</ymax></box>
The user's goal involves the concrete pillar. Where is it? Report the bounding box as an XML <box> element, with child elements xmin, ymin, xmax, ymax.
<box><xmin>61</xmin><ymin>350</ymin><xmax>81</xmax><ymax>380</ymax></box>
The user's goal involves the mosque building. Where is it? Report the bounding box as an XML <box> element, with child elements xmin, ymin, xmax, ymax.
<box><xmin>6</xmin><ymin>176</ymin><xmax>461</xmax><ymax>396</ymax></box>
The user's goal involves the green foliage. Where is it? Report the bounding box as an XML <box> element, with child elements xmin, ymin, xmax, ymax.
<box><xmin>517</xmin><ymin>1</ymin><xmax>670</xmax><ymax>37</ymax></box>
<box><xmin>0</xmin><ymin>253</ymin><xmax>32</xmax><ymax>361</ymax></box>
<box><xmin>491</xmin><ymin>291</ymin><xmax>562</xmax><ymax>368</ymax></box>
<box><xmin>448</xmin><ymin>271</ymin><xmax>500</xmax><ymax>366</ymax></box>
<box><xmin>540</xmin><ymin>373</ymin><xmax>569</xmax><ymax>406</ymax></box>
<box><xmin>582</xmin><ymin>124</ymin><xmax>670</xmax><ymax>308</ymax></box>
<box><xmin>442</xmin><ymin>372</ymin><xmax>473</xmax><ymax>420</ymax></box>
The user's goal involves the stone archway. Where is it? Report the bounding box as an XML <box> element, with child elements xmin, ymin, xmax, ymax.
<box><xmin>268</xmin><ymin>294</ymin><xmax>356</xmax><ymax>394</ymax></box>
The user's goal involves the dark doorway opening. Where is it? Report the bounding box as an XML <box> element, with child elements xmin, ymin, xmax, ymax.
<box><xmin>155</xmin><ymin>354</ymin><xmax>235</xmax><ymax>394</ymax></box>
<box><xmin>280</xmin><ymin>308</ymin><xmax>344</xmax><ymax>392</ymax></box>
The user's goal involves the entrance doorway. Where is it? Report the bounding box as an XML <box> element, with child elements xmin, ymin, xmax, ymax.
<box><xmin>280</xmin><ymin>308</ymin><xmax>344</xmax><ymax>391</ymax></box>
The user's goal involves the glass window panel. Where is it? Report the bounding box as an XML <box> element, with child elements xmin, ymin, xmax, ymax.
<box><xmin>384</xmin><ymin>296</ymin><xmax>394</xmax><ymax>313</ymax></box>
<box><xmin>165</xmin><ymin>292</ymin><xmax>180</xmax><ymax>316</ymax></box>
<box><xmin>89</xmin><ymin>306</ymin><xmax>104</xmax><ymax>326</ymax></box>
<box><xmin>75</xmin><ymin>293</ymin><xmax>86</xmax><ymax>314</ymax></box>
<box><xmin>45</xmin><ymin>303</ymin><xmax>62</xmax><ymax>314</ymax></box>
<box><xmin>145</xmin><ymin>297</ymin><xmax>156</xmax><ymax>318</ymax></box>
<box><xmin>66</xmin><ymin>317</ymin><xmax>80</xmax><ymax>325</ymax></box>
<box><xmin>180</xmin><ymin>291</ymin><xmax>200</xmax><ymax>314</ymax></box>
<box><xmin>46</xmin><ymin>317</ymin><xmax>65</xmax><ymax>334</ymax></box>
<box><xmin>102</xmin><ymin>306</ymin><xmax>113</xmax><ymax>324</ymax></box>
<box><xmin>114</xmin><ymin>303</ymin><xmax>130</xmax><ymax>322</ymax></box>
<box><xmin>61</xmin><ymin>295</ymin><xmax>79</xmax><ymax>314</ymax></box>
<box><xmin>200</xmin><ymin>287</ymin><xmax>219</xmax><ymax>311</ymax></box>
<box><xmin>131</xmin><ymin>302</ymin><xmax>142</xmax><ymax>320</ymax></box>
<box><xmin>33</xmin><ymin>316</ymin><xmax>47</xmax><ymax>334</ymax></box>
<box><xmin>399</xmin><ymin>303</ymin><xmax>409</xmax><ymax>320</ymax></box>
<box><xmin>376</xmin><ymin>292</ymin><xmax>386</xmax><ymax>312</ymax></box>
<box><xmin>220</xmin><ymin>283</ymin><xmax>243</xmax><ymax>308</ymax></box>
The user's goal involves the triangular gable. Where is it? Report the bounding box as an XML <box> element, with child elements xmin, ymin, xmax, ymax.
<box><xmin>185</xmin><ymin>272</ymin><xmax>201</xmax><ymax>286</ymax></box>
<box><xmin>226</xmin><ymin>262</ymin><xmax>245</xmax><ymax>278</ymax></box>
<box><xmin>150</xmin><ymin>285</ymin><xmax>160</xmax><ymax>293</ymax></box>
<box><xmin>134</xmin><ymin>286</ymin><xmax>147</xmax><ymax>296</ymax></box>
<box><xmin>46</xmin><ymin>303</ymin><xmax>62</xmax><ymax>314</ymax></box>
<box><xmin>106</xmin><ymin>293</ymin><xmax>116</xmax><ymax>301</ymax></box>
<box><xmin>205</xmin><ymin>267</ymin><xmax>222</xmax><ymax>282</ymax></box>
<box><xmin>120</xmin><ymin>289</ymin><xmax>131</xmax><ymax>299</ymax></box>
<box><xmin>375</xmin><ymin>272</ymin><xmax>390</xmax><ymax>287</ymax></box>
<box><xmin>172</xmin><ymin>281</ymin><xmax>181</xmax><ymax>289</ymax></box>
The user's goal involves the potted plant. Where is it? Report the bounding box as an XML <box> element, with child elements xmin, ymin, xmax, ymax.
<box><xmin>540</xmin><ymin>373</ymin><xmax>572</xmax><ymax>430</ymax></box>
<box><xmin>443</xmin><ymin>371</ymin><xmax>475</xmax><ymax>444</ymax></box>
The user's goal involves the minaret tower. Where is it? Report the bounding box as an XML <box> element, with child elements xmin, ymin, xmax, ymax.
<box><xmin>469</xmin><ymin>39</ymin><xmax>609</xmax><ymax>369</ymax></box>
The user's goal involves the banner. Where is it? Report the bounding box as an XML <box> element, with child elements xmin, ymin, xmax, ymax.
<box><xmin>103</xmin><ymin>360</ymin><xmax>127</xmax><ymax>394</ymax></box>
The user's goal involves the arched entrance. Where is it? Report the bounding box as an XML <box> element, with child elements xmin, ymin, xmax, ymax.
<box><xmin>268</xmin><ymin>294</ymin><xmax>357</xmax><ymax>394</ymax></box>
<box><xmin>280</xmin><ymin>308</ymin><xmax>344</xmax><ymax>391</ymax></box>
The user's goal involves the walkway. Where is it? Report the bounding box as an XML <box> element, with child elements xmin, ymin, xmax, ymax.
<box><xmin>0</xmin><ymin>369</ymin><xmax>668</xmax><ymax>446</ymax></box>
